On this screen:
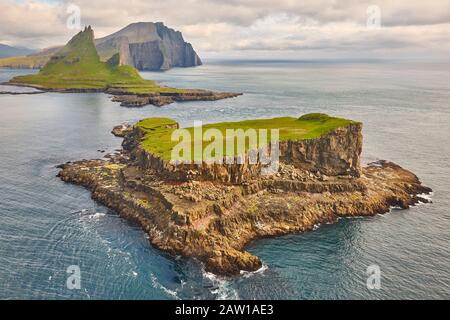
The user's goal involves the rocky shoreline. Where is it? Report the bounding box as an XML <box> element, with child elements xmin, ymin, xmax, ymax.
<box><xmin>0</xmin><ymin>84</ymin><xmax>45</xmax><ymax>95</ymax></box>
<box><xmin>4</xmin><ymin>81</ymin><xmax>242</xmax><ymax>107</ymax></box>
<box><xmin>57</xmin><ymin>120</ymin><xmax>432</xmax><ymax>276</ymax></box>
<box><xmin>110</xmin><ymin>90</ymin><xmax>243</xmax><ymax>107</ymax></box>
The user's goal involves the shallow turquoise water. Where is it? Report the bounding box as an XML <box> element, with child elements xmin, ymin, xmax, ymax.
<box><xmin>0</xmin><ymin>61</ymin><xmax>449</xmax><ymax>299</ymax></box>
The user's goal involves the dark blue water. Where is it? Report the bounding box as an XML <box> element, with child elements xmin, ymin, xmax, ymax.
<box><xmin>0</xmin><ymin>61</ymin><xmax>449</xmax><ymax>299</ymax></box>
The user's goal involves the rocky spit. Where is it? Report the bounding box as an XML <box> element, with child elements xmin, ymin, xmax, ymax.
<box><xmin>57</xmin><ymin>122</ymin><xmax>432</xmax><ymax>276</ymax></box>
<box><xmin>110</xmin><ymin>90</ymin><xmax>243</xmax><ymax>107</ymax></box>
<box><xmin>4</xmin><ymin>81</ymin><xmax>242</xmax><ymax>107</ymax></box>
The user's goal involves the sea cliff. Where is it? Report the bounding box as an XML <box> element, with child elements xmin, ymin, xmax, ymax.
<box><xmin>58</xmin><ymin>115</ymin><xmax>432</xmax><ymax>276</ymax></box>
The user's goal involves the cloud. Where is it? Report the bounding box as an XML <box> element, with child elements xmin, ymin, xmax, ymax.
<box><xmin>0</xmin><ymin>0</ymin><xmax>449</xmax><ymax>58</ymax></box>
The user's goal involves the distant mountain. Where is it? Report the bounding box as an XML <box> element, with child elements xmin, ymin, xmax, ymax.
<box><xmin>0</xmin><ymin>22</ymin><xmax>202</xmax><ymax>71</ymax></box>
<box><xmin>0</xmin><ymin>43</ymin><xmax>35</xmax><ymax>58</ymax></box>
<box><xmin>0</xmin><ymin>46</ymin><xmax>59</xmax><ymax>68</ymax></box>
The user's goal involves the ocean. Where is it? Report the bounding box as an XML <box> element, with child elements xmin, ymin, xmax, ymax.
<box><xmin>0</xmin><ymin>60</ymin><xmax>449</xmax><ymax>299</ymax></box>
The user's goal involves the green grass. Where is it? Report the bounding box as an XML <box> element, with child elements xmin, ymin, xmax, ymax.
<box><xmin>7</xmin><ymin>27</ymin><xmax>187</xmax><ymax>94</ymax></box>
<box><xmin>137</xmin><ymin>113</ymin><xmax>358</xmax><ymax>161</ymax></box>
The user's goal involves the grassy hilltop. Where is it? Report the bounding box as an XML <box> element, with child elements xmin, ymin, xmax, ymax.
<box><xmin>136</xmin><ymin>113</ymin><xmax>357</xmax><ymax>160</ymax></box>
<box><xmin>9</xmin><ymin>26</ymin><xmax>185</xmax><ymax>93</ymax></box>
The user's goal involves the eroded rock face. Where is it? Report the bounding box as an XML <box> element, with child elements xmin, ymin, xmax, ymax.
<box><xmin>0</xmin><ymin>22</ymin><xmax>202</xmax><ymax>71</ymax></box>
<box><xmin>57</xmin><ymin>123</ymin><xmax>432</xmax><ymax>276</ymax></box>
<box><xmin>96</xmin><ymin>22</ymin><xmax>202</xmax><ymax>71</ymax></box>
<box><xmin>125</xmin><ymin>121</ymin><xmax>363</xmax><ymax>183</ymax></box>
<box><xmin>279</xmin><ymin>123</ymin><xmax>363</xmax><ymax>177</ymax></box>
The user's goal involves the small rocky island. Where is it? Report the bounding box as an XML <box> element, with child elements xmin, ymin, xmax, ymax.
<box><xmin>5</xmin><ymin>26</ymin><xmax>240</xmax><ymax>107</ymax></box>
<box><xmin>58</xmin><ymin>114</ymin><xmax>432</xmax><ymax>276</ymax></box>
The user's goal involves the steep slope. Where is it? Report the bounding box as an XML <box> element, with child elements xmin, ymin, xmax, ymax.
<box><xmin>9</xmin><ymin>26</ymin><xmax>144</xmax><ymax>90</ymax></box>
<box><xmin>0</xmin><ymin>43</ymin><xmax>35</xmax><ymax>58</ymax></box>
<box><xmin>6</xmin><ymin>27</ymin><xmax>240</xmax><ymax>105</ymax></box>
<box><xmin>96</xmin><ymin>22</ymin><xmax>202</xmax><ymax>70</ymax></box>
<box><xmin>0</xmin><ymin>22</ymin><xmax>202</xmax><ymax>71</ymax></box>
<box><xmin>57</xmin><ymin>117</ymin><xmax>432</xmax><ymax>276</ymax></box>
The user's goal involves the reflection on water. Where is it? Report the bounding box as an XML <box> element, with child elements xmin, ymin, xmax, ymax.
<box><xmin>0</xmin><ymin>61</ymin><xmax>449</xmax><ymax>299</ymax></box>
<box><xmin>0</xmin><ymin>84</ymin><xmax>43</xmax><ymax>94</ymax></box>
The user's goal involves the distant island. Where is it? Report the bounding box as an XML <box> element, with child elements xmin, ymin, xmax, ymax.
<box><xmin>5</xmin><ymin>27</ymin><xmax>240</xmax><ymax>107</ymax></box>
<box><xmin>0</xmin><ymin>22</ymin><xmax>202</xmax><ymax>71</ymax></box>
<box><xmin>58</xmin><ymin>113</ymin><xmax>432</xmax><ymax>276</ymax></box>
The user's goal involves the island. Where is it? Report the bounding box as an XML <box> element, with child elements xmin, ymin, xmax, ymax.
<box><xmin>0</xmin><ymin>22</ymin><xmax>202</xmax><ymax>71</ymax></box>
<box><xmin>57</xmin><ymin>113</ymin><xmax>432</xmax><ymax>276</ymax></box>
<box><xmin>5</xmin><ymin>26</ymin><xmax>240</xmax><ymax>107</ymax></box>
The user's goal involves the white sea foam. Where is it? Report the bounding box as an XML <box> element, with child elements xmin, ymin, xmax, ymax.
<box><xmin>88</xmin><ymin>212</ymin><xmax>106</xmax><ymax>219</ymax></box>
<box><xmin>202</xmin><ymin>271</ymin><xmax>240</xmax><ymax>300</ymax></box>
<box><xmin>240</xmin><ymin>263</ymin><xmax>268</xmax><ymax>278</ymax></box>
<box><xmin>416</xmin><ymin>192</ymin><xmax>434</xmax><ymax>204</ymax></box>
<box><xmin>150</xmin><ymin>273</ymin><xmax>180</xmax><ymax>300</ymax></box>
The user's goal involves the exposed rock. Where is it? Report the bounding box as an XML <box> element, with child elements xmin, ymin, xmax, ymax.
<box><xmin>110</xmin><ymin>91</ymin><xmax>243</xmax><ymax>107</ymax></box>
<box><xmin>280</xmin><ymin>123</ymin><xmax>363</xmax><ymax>177</ymax></box>
<box><xmin>111</xmin><ymin>124</ymin><xmax>133</xmax><ymax>137</ymax></box>
<box><xmin>96</xmin><ymin>22</ymin><xmax>202</xmax><ymax>70</ymax></box>
<box><xmin>124</xmin><ymin>121</ymin><xmax>361</xmax><ymax>183</ymax></box>
<box><xmin>57</xmin><ymin>122</ymin><xmax>432</xmax><ymax>276</ymax></box>
<box><xmin>0</xmin><ymin>22</ymin><xmax>202</xmax><ymax>71</ymax></box>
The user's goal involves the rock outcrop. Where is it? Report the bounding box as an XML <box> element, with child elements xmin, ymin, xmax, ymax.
<box><xmin>4</xmin><ymin>26</ymin><xmax>238</xmax><ymax>107</ymax></box>
<box><xmin>0</xmin><ymin>22</ymin><xmax>202</xmax><ymax>71</ymax></box>
<box><xmin>121</xmin><ymin>120</ymin><xmax>362</xmax><ymax>183</ymax></box>
<box><xmin>110</xmin><ymin>91</ymin><xmax>243</xmax><ymax>107</ymax></box>
<box><xmin>111</xmin><ymin>124</ymin><xmax>133</xmax><ymax>137</ymax></box>
<box><xmin>96</xmin><ymin>22</ymin><xmax>202</xmax><ymax>70</ymax></box>
<box><xmin>57</xmin><ymin>119</ymin><xmax>432</xmax><ymax>276</ymax></box>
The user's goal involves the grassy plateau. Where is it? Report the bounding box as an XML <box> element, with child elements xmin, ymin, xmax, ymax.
<box><xmin>136</xmin><ymin>113</ymin><xmax>357</xmax><ymax>161</ymax></box>
<box><xmin>8</xmin><ymin>27</ymin><xmax>186</xmax><ymax>94</ymax></box>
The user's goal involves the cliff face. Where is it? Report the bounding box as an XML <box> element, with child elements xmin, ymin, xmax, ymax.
<box><xmin>96</xmin><ymin>22</ymin><xmax>202</xmax><ymax>70</ymax></box>
<box><xmin>280</xmin><ymin>123</ymin><xmax>363</xmax><ymax>177</ymax></box>
<box><xmin>0</xmin><ymin>22</ymin><xmax>202</xmax><ymax>71</ymax></box>
<box><xmin>58</xmin><ymin>121</ymin><xmax>432</xmax><ymax>276</ymax></box>
<box><xmin>123</xmin><ymin>122</ymin><xmax>363</xmax><ymax>184</ymax></box>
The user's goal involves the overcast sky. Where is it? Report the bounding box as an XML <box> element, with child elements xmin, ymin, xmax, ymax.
<box><xmin>1</xmin><ymin>0</ymin><xmax>449</xmax><ymax>59</ymax></box>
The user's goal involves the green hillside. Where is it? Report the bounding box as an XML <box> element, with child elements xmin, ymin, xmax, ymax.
<box><xmin>8</xmin><ymin>26</ymin><xmax>182</xmax><ymax>93</ymax></box>
<box><xmin>136</xmin><ymin>113</ymin><xmax>358</xmax><ymax>160</ymax></box>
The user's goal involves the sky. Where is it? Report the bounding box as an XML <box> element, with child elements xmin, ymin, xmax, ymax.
<box><xmin>1</xmin><ymin>0</ymin><xmax>449</xmax><ymax>59</ymax></box>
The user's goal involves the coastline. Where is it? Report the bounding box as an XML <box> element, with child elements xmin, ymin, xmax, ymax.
<box><xmin>57</xmin><ymin>120</ymin><xmax>432</xmax><ymax>276</ymax></box>
<box><xmin>3</xmin><ymin>80</ymin><xmax>242</xmax><ymax>107</ymax></box>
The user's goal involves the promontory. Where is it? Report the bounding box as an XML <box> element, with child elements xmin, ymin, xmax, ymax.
<box><xmin>5</xmin><ymin>26</ymin><xmax>240</xmax><ymax>107</ymax></box>
<box><xmin>57</xmin><ymin>113</ymin><xmax>432</xmax><ymax>276</ymax></box>
<box><xmin>0</xmin><ymin>22</ymin><xmax>202</xmax><ymax>71</ymax></box>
